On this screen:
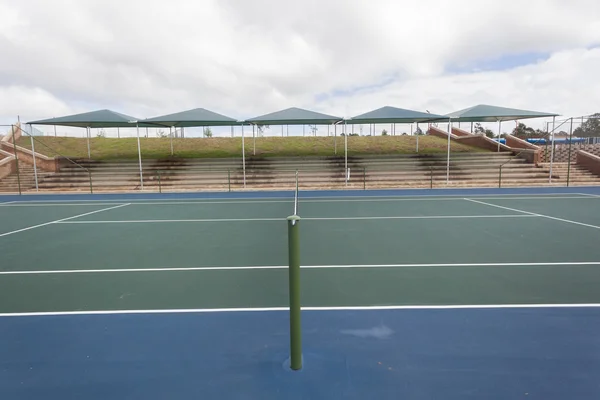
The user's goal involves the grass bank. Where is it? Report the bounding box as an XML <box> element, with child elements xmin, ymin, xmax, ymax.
<box><xmin>17</xmin><ymin>135</ymin><xmax>486</xmax><ymax>160</ymax></box>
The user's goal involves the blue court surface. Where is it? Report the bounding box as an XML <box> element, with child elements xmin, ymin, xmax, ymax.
<box><xmin>1</xmin><ymin>186</ymin><xmax>600</xmax><ymax>399</ymax></box>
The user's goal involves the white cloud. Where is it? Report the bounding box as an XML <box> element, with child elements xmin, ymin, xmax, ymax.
<box><xmin>0</xmin><ymin>0</ymin><xmax>599</xmax><ymax>130</ymax></box>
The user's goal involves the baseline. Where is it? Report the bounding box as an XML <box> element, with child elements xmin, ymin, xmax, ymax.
<box><xmin>2</xmin><ymin>303</ymin><xmax>600</xmax><ymax>317</ymax></box>
<box><xmin>2</xmin><ymin>261</ymin><xmax>600</xmax><ymax>275</ymax></box>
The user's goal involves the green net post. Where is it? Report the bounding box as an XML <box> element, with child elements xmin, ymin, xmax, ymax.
<box><xmin>88</xmin><ymin>170</ymin><xmax>93</xmax><ymax>194</ymax></box>
<box><xmin>498</xmin><ymin>165</ymin><xmax>502</xmax><ymax>188</ymax></box>
<box><xmin>158</xmin><ymin>170</ymin><xmax>162</xmax><ymax>193</ymax></box>
<box><xmin>363</xmin><ymin>167</ymin><xmax>366</xmax><ymax>190</ymax></box>
<box><xmin>228</xmin><ymin>169</ymin><xmax>231</xmax><ymax>192</ymax></box>
<box><xmin>287</xmin><ymin>214</ymin><xmax>302</xmax><ymax>370</ymax></box>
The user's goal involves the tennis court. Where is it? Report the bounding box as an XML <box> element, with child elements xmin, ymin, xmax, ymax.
<box><xmin>1</xmin><ymin>187</ymin><xmax>600</xmax><ymax>399</ymax></box>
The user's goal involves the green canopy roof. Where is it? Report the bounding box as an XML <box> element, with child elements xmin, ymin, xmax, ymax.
<box><xmin>141</xmin><ymin>108</ymin><xmax>240</xmax><ymax>127</ymax></box>
<box><xmin>27</xmin><ymin>109</ymin><xmax>145</xmax><ymax>128</ymax></box>
<box><xmin>348</xmin><ymin>106</ymin><xmax>448</xmax><ymax>124</ymax></box>
<box><xmin>446</xmin><ymin>104</ymin><xmax>558</xmax><ymax>122</ymax></box>
<box><xmin>246</xmin><ymin>107</ymin><xmax>342</xmax><ymax>125</ymax></box>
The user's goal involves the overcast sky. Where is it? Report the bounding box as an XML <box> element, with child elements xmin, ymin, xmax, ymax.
<box><xmin>1</xmin><ymin>0</ymin><xmax>599</xmax><ymax>133</ymax></box>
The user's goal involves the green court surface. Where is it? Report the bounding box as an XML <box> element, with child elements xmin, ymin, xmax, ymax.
<box><xmin>1</xmin><ymin>192</ymin><xmax>599</xmax><ymax>314</ymax></box>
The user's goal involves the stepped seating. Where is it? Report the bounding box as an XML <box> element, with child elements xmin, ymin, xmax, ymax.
<box><xmin>0</xmin><ymin>164</ymin><xmax>54</xmax><ymax>193</ymax></box>
<box><xmin>3</xmin><ymin>152</ymin><xmax>600</xmax><ymax>193</ymax></box>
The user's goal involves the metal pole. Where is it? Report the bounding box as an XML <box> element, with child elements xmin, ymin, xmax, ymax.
<box><xmin>88</xmin><ymin>170</ymin><xmax>93</xmax><ymax>194</ymax></box>
<box><xmin>446</xmin><ymin>118</ymin><xmax>451</xmax><ymax>184</ymax></box>
<box><xmin>227</xmin><ymin>169</ymin><xmax>231</xmax><ymax>192</ymax></box>
<box><xmin>232</xmin><ymin>126</ymin><xmax>234</xmax><ymax>138</ymax></box>
<box><xmin>86</xmin><ymin>127</ymin><xmax>91</xmax><ymax>159</ymax></box>
<box><xmin>303</xmin><ymin>125</ymin><xmax>305</xmax><ymax>136</ymax></box>
<box><xmin>497</xmin><ymin>120</ymin><xmax>502</xmax><ymax>152</ymax></box>
<box><xmin>10</xmin><ymin>124</ymin><xmax>22</xmax><ymax>195</ymax></box>
<box><xmin>334</xmin><ymin>124</ymin><xmax>337</xmax><ymax>155</ymax></box>
<box><xmin>549</xmin><ymin>116</ymin><xmax>556</xmax><ymax>183</ymax></box>
<box><xmin>136</xmin><ymin>123</ymin><xmax>144</xmax><ymax>190</ymax></box>
<box><xmin>22</xmin><ymin>119</ymin><xmax>39</xmax><ymax>191</ymax></box>
<box><xmin>117</xmin><ymin>127</ymin><xmax>120</xmax><ymax>139</ymax></box>
<box><xmin>567</xmin><ymin>118</ymin><xmax>573</xmax><ymax>187</ymax></box>
<box><xmin>470</xmin><ymin>122</ymin><xmax>473</xmax><ymax>132</ymax></box>
<box><xmin>416</xmin><ymin>122</ymin><xmax>419</xmax><ymax>153</ymax></box>
<box><xmin>287</xmin><ymin>214</ymin><xmax>302</xmax><ymax>370</ymax></box>
<box><xmin>498</xmin><ymin>166</ymin><xmax>502</xmax><ymax>188</ymax></box>
<box><xmin>344</xmin><ymin>121</ymin><xmax>348</xmax><ymax>185</ymax></box>
<box><xmin>282</xmin><ymin>125</ymin><xmax>284</xmax><ymax>137</ymax></box>
<box><xmin>252</xmin><ymin>124</ymin><xmax>256</xmax><ymax>156</ymax></box>
<box><xmin>54</xmin><ymin>125</ymin><xmax>57</xmax><ymax>137</ymax></box>
<box><xmin>241</xmin><ymin>124</ymin><xmax>246</xmax><ymax>188</ymax></box>
<box><xmin>169</xmin><ymin>126</ymin><xmax>174</xmax><ymax>156</ymax></box>
<box><xmin>158</xmin><ymin>170</ymin><xmax>162</xmax><ymax>193</ymax></box>
<box><xmin>363</xmin><ymin>167</ymin><xmax>366</xmax><ymax>190</ymax></box>
<box><xmin>430</xmin><ymin>166</ymin><xmax>433</xmax><ymax>189</ymax></box>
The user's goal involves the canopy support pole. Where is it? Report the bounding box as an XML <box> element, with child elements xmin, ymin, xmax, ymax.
<box><xmin>549</xmin><ymin>116</ymin><xmax>556</xmax><ymax>183</ymax></box>
<box><xmin>54</xmin><ymin>125</ymin><xmax>57</xmax><ymax>137</ymax></box>
<box><xmin>252</xmin><ymin>124</ymin><xmax>256</xmax><ymax>156</ymax></box>
<box><xmin>136</xmin><ymin>123</ymin><xmax>144</xmax><ymax>190</ymax></box>
<box><xmin>344</xmin><ymin>120</ymin><xmax>348</xmax><ymax>186</ymax></box>
<box><xmin>282</xmin><ymin>125</ymin><xmax>284</xmax><ymax>137</ymax></box>
<box><xmin>117</xmin><ymin>127</ymin><xmax>120</xmax><ymax>139</ymax></box>
<box><xmin>232</xmin><ymin>126</ymin><xmax>234</xmax><ymax>138</ymax></box>
<box><xmin>242</xmin><ymin>123</ymin><xmax>246</xmax><ymax>188</ymax></box>
<box><xmin>334</xmin><ymin>123</ymin><xmax>337</xmax><ymax>155</ymax></box>
<box><xmin>86</xmin><ymin>127</ymin><xmax>91</xmax><ymax>159</ymax></box>
<box><xmin>169</xmin><ymin>126</ymin><xmax>174</xmax><ymax>156</ymax></box>
<box><xmin>446</xmin><ymin>119</ymin><xmax>451</xmax><ymax>184</ymax></box>
<box><xmin>497</xmin><ymin>120</ymin><xmax>502</xmax><ymax>152</ymax></box>
<box><xmin>416</xmin><ymin>123</ymin><xmax>419</xmax><ymax>153</ymax></box>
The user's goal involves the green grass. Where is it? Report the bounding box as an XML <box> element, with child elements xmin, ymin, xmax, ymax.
<box><xmin>18</xmin><ymin>135</ymin><xmax>487</xmax><ymax>160</ymax></box>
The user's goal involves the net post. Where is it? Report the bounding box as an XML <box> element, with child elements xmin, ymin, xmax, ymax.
<box><xmin>498</xmin><ymin>165</ymin><xmax>502</xmax><ymax>188</ymax></box>
<box><xmin>228</xmin><ymin>169</ymin><xmax>231</xmax><ymax>192</ymax></box>
<box><xmin>158</xmin><ymin>170</ymin><xmax>162</xmax><ymax>193</ymax></box>
<box><xmin>88</xmin><ymin>170</ymin><xmax>93</xmax><ymax>194</ymax></box>
<box><xmin>363</xmin><ymin>167</ymin><xmax>366</xmax><ymax>190</ymax></box>
<box><xmin>287</xmin><ymin>214</ymin><xmax>302</xmax><ymax>370</ymax></box>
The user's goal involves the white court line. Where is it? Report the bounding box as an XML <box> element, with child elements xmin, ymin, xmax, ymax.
<box><xmin>0</xmin><ymin>203</ymin><xmax>131</xmax><ymax>238</ymax></box>
<box><xmin>55</xmin><ymin>214</ymin><xmax>537</xmax><ymax>224</ymax></box>
<box><xmin>1</xmin><ymin>193</ymin><xmax>591</xmax><ymax>206</ymax></box>
<box><xmin>465</xmin><ymin>198</ymin><xmax>600</xmax><ymax>230</ymax></box>
<box><xmin>577</xmin><ymin>193</ymin><xmax>600</xmax><ymax>198</ymax></box>
<box><xmin>2</xmin><ymin>261</ymin><xmax>599</xmax><ymax>275</ymax></box>
<box><xmin>0</xmin><ymin>196</ymin><xmax>595</xmax><ymax>207</ymax></box>
<box><xmin>2</xmin><ymin>303</ymin><xmax>600</xmax><ymax>317</ymax></box>
<box><xmin>0</xmin><ymin>201</ymin><xmax>16</xmax><ymax>205</ymax></box>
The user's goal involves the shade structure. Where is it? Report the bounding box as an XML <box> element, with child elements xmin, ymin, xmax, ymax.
<box><xmin>27</xmin><ymin>109</ymin><xmax>144</xmax><ymax>128</ymax></box>
<box><xmin>246</xmin><ymin>107</ymin><xmax>342</xmax><ymax>125</ymax></box>
<box><xmin>28</xmin><ymin>109</ymin><xmax>150</xmax><ymax>190</ymax></box>
<box><xmin>347</xmin><ymin>106</ymin><xmax>447</xmax><ymax>124</ymax></box>
<box><xmin>446</xmin><ymin>104</ymin><xmax>560</xmax><ymax>177</ymax></box>
<box><xmin>446</xmin><ymin>104</ymin><xmax>558</xmax><ymax>123</ymax></box>
<box><xmin>141</xmin><ymin>108</ymin><xmax>240</xmax><ymax>127</ymax></box>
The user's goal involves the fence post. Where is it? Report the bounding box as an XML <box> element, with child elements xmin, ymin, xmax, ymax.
<box><xmin>88</xmin><ymin>170</ymin><xmax>93</xmax><ymax>194</ymax></box>
<box><xmin>430</xmin><ymin>166</ymin><xmax>433</xmax><ymax>189</ymax></box>
<box><xmin>363</xmin><ymin>167</ymin><xmax>366</xmax><ymax>190</ymax></box>
<box><xmin>228</xmin><ymin>169</ymin><xmax>231</xmax><ymax>192</ymax></box>
<box><xmin>10</xmin><ymin>125</ymin><xmax>22</xmax><ymax>195</ymax></box>
<box><xmin>158</xmin><ymin>170</ymin><xmax>162</xmax><ymax>194</ymax></box>
<box><xmin>498</xmin><ymin>165</ymin><xmax>502</xmax><ymax>188</ymax></box>
<box><xmin>566</xmin><ymin>118</ymin><xmax>573</xmax><ymax>187</ymax></box>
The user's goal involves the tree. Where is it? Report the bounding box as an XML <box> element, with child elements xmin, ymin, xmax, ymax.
<box><xmin>203</xmin><ymin>127</ymin><xmax>213</xmax><ymax>138</ymax></box>
<box><xmin>381</xmin><ymin>129</ymin><xmax>388</xmax><ymax>136</ymax></box>
<box><xmin>473</xmin><ymin>123</ymin><xmax>485</xmax><ymax>134</ymax></box>
<box><xmin>414</xmin><ymin>127</ymin><xmax>424</xmax><ymax>135</ymax></box>
<box><xmin>573</xmin><ymin>113</ymin><xmax>600</xmax><ymax>137</ymax></box>
<box><xmin>309</xmin><ymin>125</ymin><xmax>318</xmax><ymax>136</ymax></box>
<box><xmin>483</xmin><ymin>129</ymin><xmax>495</xmax><ymax>138</ymax></box>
